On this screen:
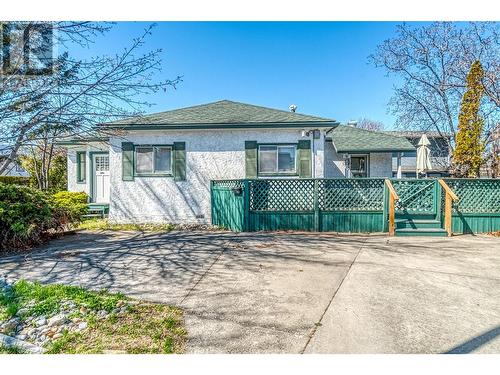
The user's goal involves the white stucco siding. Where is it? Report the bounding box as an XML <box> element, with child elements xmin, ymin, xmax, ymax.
<box><xmin>67</xmin><ymin>144</ymin><xmax>108</xmax><ymax>196</ymax></box>
<box><xmin>324</xmin><ymin>142</ymin><xmax>393</xmax><ymax>178</ymax></box>
<box><xmin>369</xmin><ymin>152</ymin><xmax>393</xmax><ymax>177</ymax></box>
<box><xmin>108</xmin><ymin>129</ymin><xmax>323</xmax><ymax>224</ymax></box>
<box><xmin>324</xmin><ymin>141</ymin><xmax>346</xmax><ymax>178</ymax></box>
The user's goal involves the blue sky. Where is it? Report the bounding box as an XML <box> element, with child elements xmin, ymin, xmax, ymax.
<box><xmin>72</xmin><ymin>22</ymin><xmax>428</xmax><ymax>129</ymax></box>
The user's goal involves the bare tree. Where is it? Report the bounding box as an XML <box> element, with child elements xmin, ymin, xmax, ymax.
<box><xmin>0</xmin><ymin>22</ymin><xmax>181</xmax><ymax>175</ymax></box>
<box><xmin>370</xmin><ymin>22</ymin><xmax>499</xmax><ymax>151</ymax></box>
<box><xmin>357</xmin><ymin>118</ymin><xmax>385</xmax><ymax>131</ymax></box>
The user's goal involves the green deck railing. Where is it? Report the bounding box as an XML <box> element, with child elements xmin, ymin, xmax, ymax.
<box><xmin>211</xmin><ymin>178</ymin><xmax>500</xmax><ymax>234</ymax></box>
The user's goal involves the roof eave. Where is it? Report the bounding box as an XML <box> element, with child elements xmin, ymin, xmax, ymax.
<box><xmin>99</xmin><ymin>121</ymin><xmax>339</xmax><ymax>130</ymax></box>
<box><xmin>335</xmin><ymin>147</ymin><xmax>416</xmax><ymax>153</ymax></box>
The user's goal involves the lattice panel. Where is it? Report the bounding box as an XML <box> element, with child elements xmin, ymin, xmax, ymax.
<box><xmin>445</xmin><ymin>179</ymin><xmax>500</xmax><ymax>213</ymax></box>
<box><xmin>249</xmin><ymin>179</ymin><xmax>315</xmax><ymax>211</ymax></box>
<box><xmin>212</xmin><ymin>180</ymin><xmax>244</xmax><ymax>189</ymax></box>
<box><xmin>318</xmin><ymin>179</ymin><xmax>385</xmax><ymax>211</ymax></box>
<box><xmin>392</xmin><ymin>179</ymin><xmax>436</xmax><ymax>214</ymax></box>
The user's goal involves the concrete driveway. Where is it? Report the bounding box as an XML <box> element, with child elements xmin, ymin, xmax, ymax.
<box><xmin>0</xmin><ymin>230</ymin><xmax>499</xmax><ymax>353</ymax></box>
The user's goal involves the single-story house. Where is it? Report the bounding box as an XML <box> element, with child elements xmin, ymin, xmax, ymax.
<box><xmin>60</xmin><ymin>100</ymin><xmax>415</xmax><ymax>224</ymax></box>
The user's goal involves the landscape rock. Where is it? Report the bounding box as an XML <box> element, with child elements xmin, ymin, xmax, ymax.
<box><xmin>48</xmin><ymin>314</ymin><xmax>67</xmax><ymax>327</ymax></box>
<box><xmin>78</xmin><ymin>322</ymin><xmax>88</xmax><ymax>330</ymax></box>
<box><xmin>35</xmin><ymin>317</ymin><xmax>47</xmax><ymax>327</ymax></box>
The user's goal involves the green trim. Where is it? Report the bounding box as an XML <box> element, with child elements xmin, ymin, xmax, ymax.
<box><xmin>121</xmin><ymin>142</ymin><xmax>134</xmax><ymax>181</ymax></box>
<box><xmin>100</xmin><ymin>121</ymin><xmax>338</xmax><ymax>131</ymax></box>
<box><xmin>173</xmin><ymin>142</ymin><xmax>186</xmax><ymax>181</ymax></box>
<box><xmin>245</xmin><ymin>141</ymin><xmax>258</xmax><ymax>178</ymax></box>
<box><xmin>297</xmin><ymin>140</ymin><xmax>312</xmax><ymax>178</ymax></box>
<box><xmin>337</xmin><ymin>148</ymin><xmax>416</xmax><ymax>153</ymax></box>
<box><xmin>88</xmin><ymin>151</ymin><xmax>109</xmax><ymax>203</ymax></box>
<box><xmin>56</xmin><ymin>137</ymin><xmax>109</xmax><ymax>146</ymax></box>
<box><xmin>134</xmin><ymin>144</ymin><xmax>173</xmax><ymax>177</ymax></box>
<box><xmin>76</xmin><ymin>151</ymin><xmax>87</xmax><ymax>184</ymax></box>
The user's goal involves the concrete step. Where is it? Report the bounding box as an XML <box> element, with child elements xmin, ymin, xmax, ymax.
<box><xmin>395</xmin><ymin>228</ymin><xmax>448</xmax><ymax>237</ymax></box>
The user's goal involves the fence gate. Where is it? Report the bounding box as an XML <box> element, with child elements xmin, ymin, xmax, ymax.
<box><xmin>392</xmin><ymin>179</ymin><xmax>440</xmax><ymax>217</ymax></box>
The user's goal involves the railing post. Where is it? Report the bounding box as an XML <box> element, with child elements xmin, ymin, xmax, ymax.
<box><xmin>438</xmin><ymin>179</ymin><xmax>459</xmax><ymax>237</ymax></box>
<box><xmin>385</xmin><ymin>179</ymin><xmax>399</xmax><ymax>236</ymax></box>
<box><xmin>388</xmin><ymin>193</ymin><xmax>395</xmax><ymax>236</ymax></box>
<box><xmin>444</xmin><ymin>192</ymin><xmax>452</xmax><ymax>236</ymax></box>
<box><xmin>314</xmin><ymin>179</ymin><xmax>320</xmax><ymax>232</ymax></box>
<box><xmin>382</xmin><ymin>182</ymin><xmax>388</xmax><ymax>232</ymax></box>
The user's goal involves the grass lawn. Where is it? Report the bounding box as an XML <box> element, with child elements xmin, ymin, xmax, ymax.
<box><xmin>77</xmin><ymin>219</ymin><xmax>177</xmax><ymax>232</ymax></box>
<box><xmin>0</xmin><ymin>280</ymin><xmax>186</xmax><ymax>354</ymax></box>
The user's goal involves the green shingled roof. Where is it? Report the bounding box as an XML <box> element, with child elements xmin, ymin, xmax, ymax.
<box><xmin>101</xmin><ymin>100</ymin><xmax>337</xmax><ymax>129</ymax></box>
<box><xmin>329</xmin><ymin>125</ymin><xmax>416</xmax><ymax>153</ymax></box>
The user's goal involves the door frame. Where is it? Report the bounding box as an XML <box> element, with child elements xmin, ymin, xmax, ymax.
<box><xmin>348</xmin><ymin>153</ymin><xmax>370</xmax><ymax>178</ymax></box>
<box><xmin>89</xmin><ymin>151</ymin><xmax>109</xmax><ymax>203</ymax></box>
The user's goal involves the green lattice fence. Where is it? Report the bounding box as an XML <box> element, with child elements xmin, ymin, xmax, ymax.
<box><xmin>249</xmin><ymin>179</ymin><xmax>314</xmax><ymax>211</ymax></box>
<box><xmin>211</xmin><ymin>178</ymin><xmax>500</xmax><ymax>233</ymax></box>
<box><xmin>318</xmin><ymin>179</ymin><xmax>385</xmax><ymax>211</ymax></box>
<box><xmin>444</xmin><ymin>179</ymin><xmax>500</xmax><ymax>214</ymax></box>
<box><xmin>391</xmin><ymin>179</ymin><xmax>437</xmax><ymax>215</ymax></box>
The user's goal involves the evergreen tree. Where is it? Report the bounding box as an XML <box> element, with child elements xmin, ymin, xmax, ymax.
<box><xmin>453</xmin><ymin>60</ymin><xmax>485</xmax><ymax>177</ymax></box>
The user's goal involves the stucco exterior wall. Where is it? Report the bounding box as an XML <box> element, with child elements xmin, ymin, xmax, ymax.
<box><xmin>106</xmin><ymin>128</ymin><xmax>325</xmax><ymax>224</ymax></box>
<box><xmin>369</xmin><ymin>152</ymin><xmax>393</xmax><ymax>177</ymax></box>
<box><xmin>324</xmin><ymin>141</ymin><xmax>346</xmax><ymax>178</ymax></box>
<box><xmin>67</xmin><ymin>144</ymin><xmax>108</xmax><ymax>196</ymax></box>
<box><xmin>324</xmin><ymin>143</ymin><xmax>393</xmax><ymax>179</ymax></box>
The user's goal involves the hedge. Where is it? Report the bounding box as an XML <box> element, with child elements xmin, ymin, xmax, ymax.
<box><xmin>0</xmin><ymin>176</ymin><xmax>30</xmax><ymax>186</ymax></box>
<box><xmin>0</xmin><ymin>183</ymin><xmax>88</xmax><ymax>251</ymax></box>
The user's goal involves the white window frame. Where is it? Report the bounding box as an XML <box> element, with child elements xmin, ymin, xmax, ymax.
<box><xmin>135</xmin><ymin>145</ymin><xmax>173</xmax><ymax>176</ymax></box>
<box><xmin>258</xmin><ymin>144</ymin><xmax>297</xmax><ymax>175</ymax></box>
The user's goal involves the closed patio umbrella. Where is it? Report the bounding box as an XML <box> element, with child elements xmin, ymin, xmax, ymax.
<box><xmin>416</xmin><ymin>134</ymin><xmax>432</xmax><ymax>177</ymax></box>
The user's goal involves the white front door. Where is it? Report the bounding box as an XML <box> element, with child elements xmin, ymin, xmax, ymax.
<box><xmin>93</xmin><ymin>154</ymin><xmax>110</xmax><ymax>203</ymax></box>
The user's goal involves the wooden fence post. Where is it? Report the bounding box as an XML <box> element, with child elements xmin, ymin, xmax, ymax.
<box><xmin>438</xmin><ymin>179</ymin><xmax>459</xmax><ymax>236</ymax></box>
<box><xmin>385</xmin><ymin>179</ymin><xmax>399</xmax><ymax>236</ymax></box>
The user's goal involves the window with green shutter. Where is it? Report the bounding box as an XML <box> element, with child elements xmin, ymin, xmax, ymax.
<box><xmin>76</xmin><ymin>151</ymin><xmax>86</xmax><ymax>183</ymax></box>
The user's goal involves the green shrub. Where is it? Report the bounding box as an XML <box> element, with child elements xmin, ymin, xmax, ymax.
<box><xmin>0</xmin><ymin>182</ymin><xmax>53</xmax><ymax>250</ymax></box>
<box><xmin>51</xmin><ymin>191</ymin><xmax>89</xmax><ymax>226</ymax></box>
<box><xmin>0</xmin><ymin>176</ymin><xmax>30</xmax><ymax>186</ymax></box>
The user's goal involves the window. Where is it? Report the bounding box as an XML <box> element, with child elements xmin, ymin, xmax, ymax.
<box><xmin>350</xmin><ymin>155</ymin><xmax>368</xmax><ymax>178</ymax></box>
<box><xmin>76</xmin><ymin>151</ymin><xmax>86</xmax><ymax>183</ymax></box>
<box><xmin>135</xmin><ymin>146</ymin><xmax>172</xmax><ymax>175</ymax></box>
<box><xmin>258</xmin><ymin>145</ymin><xmax>296</xmax><ymax>175</ymax></box>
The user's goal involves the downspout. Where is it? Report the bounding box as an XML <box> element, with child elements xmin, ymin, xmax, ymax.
<box><xmin>311</xmin><ymin>131</ymin><xmax>315</xmax><ymax>178</ymax></box>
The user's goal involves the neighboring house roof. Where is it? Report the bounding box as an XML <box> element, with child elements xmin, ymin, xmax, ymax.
<box><xmin>329</xmin><ymin>126</ymin><xmax>416</xmax><ymax>153</ymax></box>
<box><xmin>99</xmin><ymin>100</ymin><xmax>338</xmax><ymax>129</ymax></box>
<box><xmin>384</xmin><ymin>131</ymin><xmax>453</xmax><ymax>139</ymax></box>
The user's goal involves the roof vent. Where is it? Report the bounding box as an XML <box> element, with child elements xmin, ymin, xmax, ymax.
<box><xmin>289</xmin><ymin>104</ymin><xmax>297</xmax><ymax>113</ymax></box>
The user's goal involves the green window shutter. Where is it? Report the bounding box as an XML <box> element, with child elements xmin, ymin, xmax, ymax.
<box><xmin>245</xmin><ymin>141</ymin><xmax>258</xmax><ymax>178</ymax></box>
<box><xmin>122</xmin><ymin>142</ymin><xmax>134</xmax><ymax>181</ymax></box>
<box><xmin>76</xmin><ymin>151</ymin><xmax>86</xmax><ymax>183</ymax></box>
<box><xmin>173</xmin><ymin>142</ymin><xmax>186</xmax><ymax>181</ymax></box>
<box><xmin>297</xmin><ymin>140</ymin><xmax>312</xmax><ymax>178</ymax></box>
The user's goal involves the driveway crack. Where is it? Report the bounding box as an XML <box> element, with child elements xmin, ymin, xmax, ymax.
<box><xmin>300</xmin><ymin>237</ymin><xmax>367</xmax><ymax>354</ymax></box>
<box><xmin>179</xmin><ymin>244</ymin><xmax>228</xmax><ymax>305</ymax></box>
